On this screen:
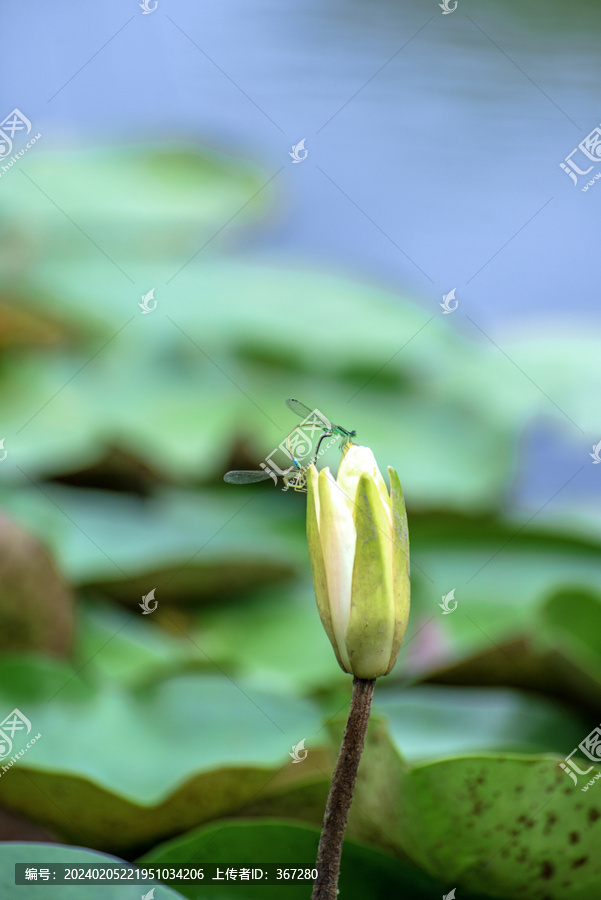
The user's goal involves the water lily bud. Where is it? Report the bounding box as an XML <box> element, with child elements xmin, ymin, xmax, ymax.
<box><xmin>306</xmin><ymin>445</ymin><xmax>410</xmax><ymax>679</ymax></box>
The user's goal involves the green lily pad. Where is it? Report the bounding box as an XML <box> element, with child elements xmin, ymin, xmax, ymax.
<box><xmin>0</xmin><ymin>251</ymin><xmax>518</xmax><ymax>510</ymax></box>
<box><xmin>0</xmin><ymin>144</ymin><xmax>268</xmax><ymax>268</ymax></box>
<box><xmin>540</xmin><ymin>588</ymin><xmax>601</xmax><ymax>684</ymax></box>
<box><xmin>190</xmin><ymin>580</ymin><xmax>346</xmax><ymax>694</ymax></box>
<box><xmin>136</xmin><ymin>818</ymin><xmax>472</xmax><ymax>900</ymax></box>
<box><xmin>0</xmin><ymin>485</ymin><xmax>303</xmax><ymax>599</ymax></box>
<box><xmin>494</xmin><ymin>332</ymin><xmax>601</xmax><ymax>436</ymax></box>
<box><xmin>403</xmin><ymin>513</ymin><xmax>601</xmax><ymax>674</ymax></box>
<box><xmin>72</xmin><ymin>599</ymin><xmax>212</xmax><ymax>689</ymax></box>
<box><xmin>373</xmin><ymin>685</ymin><xmax>587</xmax><ymax>761</ymax></box>
<box><xmin>0</xmin><ymin>657</ymin><xmax>324</xmax><ymax>852</ymax></box>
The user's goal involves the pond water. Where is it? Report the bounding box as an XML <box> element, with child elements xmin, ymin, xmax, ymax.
<box><xmin>3</xmin><ymin>0</ymin><xmax>599</xmax><ymax>324</ymax></box>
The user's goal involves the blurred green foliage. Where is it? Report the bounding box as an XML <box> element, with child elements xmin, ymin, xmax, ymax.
<box><xmin>0</xmin><ymin>144</ymin><xmax>600</xmax><ymax>899</ymax></box>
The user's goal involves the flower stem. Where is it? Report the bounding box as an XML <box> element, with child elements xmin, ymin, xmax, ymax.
<box><xmin>312</xmin><ymin>676</ymin><xmax>376</xmax><ymax>900</ymax></box>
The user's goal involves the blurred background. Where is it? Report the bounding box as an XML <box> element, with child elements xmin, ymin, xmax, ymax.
<box><xmin>0</xmin><ymin>1</ymin><xmax>600</xmax><ymax>898</ymax></box>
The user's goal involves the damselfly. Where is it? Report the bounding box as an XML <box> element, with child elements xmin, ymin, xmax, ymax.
<box><xmin>224</xmin><ymin>431</ymin><xmax>333</xmax><ymax>493</ymax></box>
<box><xmin>224</xmin><ymin>462</ymin><xmax>307</xmax><ymax>492</ymax></box>
<box><xmin>285</xmin><ymin>398</ymin><xmax>356</xmax><ymax>450</ymax></box>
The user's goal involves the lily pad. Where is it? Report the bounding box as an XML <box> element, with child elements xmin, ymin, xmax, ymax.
<box><xmin>0</xmin><ymin>485</ymin><xmax>303</xmax><ymax>599</ymax></box>
<box><xmin>403</xmin><ymin>512</ymin><xmax>601</xmax><ymax>675</ymax></box>
<box><xmin>540</xmin><ymin>588</ymin><xmax>601</xmax><ymax>685</ymax></box>
<box><xmin>0</xmin><ymin>657</ymin><xmax>324</xmax><ymax>852</ymax></box>
<box><xmin>0</xmin><ymin>144</ymin><xmax>268</xmax><ymax>268</ymax></box>
<box><xmin>72</xmin><ymin>598</ymin><xmax>213</xmax><ymax>689</ymax></box>
<box><xmin>0</xmin><ymin>251</ymin><xmax>520</xmax><ymax>511</ymax></box>
<box><xmin>345</xmin><ymin>698</ymin><xmax>601</xmax><ymax>899</ymax></box>
<box><xmin>373</xmin><ymin>685</ymin><xmax>587</xmax><ymax>762</ymax></box>
<box><xmin>136</xmin><ymin>818</ymin><xmax>470</xmax><ymax>900</ymax></box>
<box><xmin>395</xmin><ymin>756</ymin><xmax>601</xmax><ymax>900</ymax></box>
<box><xmin>189</xmin><ymin>580</ymin><xmax>346</xmax><ymax>694</ymax></box>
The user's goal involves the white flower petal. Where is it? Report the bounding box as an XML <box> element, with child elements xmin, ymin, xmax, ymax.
<box><xmin>318</xmin><ymin>468</ymin><xmax>356</xmax><ymax>671</ymax></box>
<box><xmin>338</xmin><ymin>444</ymin><xmax>391</xmax><ymax>526</ymax></box>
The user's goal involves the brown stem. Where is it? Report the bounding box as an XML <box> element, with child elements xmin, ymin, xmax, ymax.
<box><xmin>312</xmin><ymin>676</ymin><xmax>376</xmax><ymax>900</ymax></box>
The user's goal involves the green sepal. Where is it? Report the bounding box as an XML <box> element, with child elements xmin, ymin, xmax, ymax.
<box><xmin>347</xmin><ymin>473</ymin><xmax>395</xmax><ymax>678</ymax></box>
<box><xmin>387</xmin><ymin>466</ymin><xmax>410</xmax><ymax>674</ymax></box>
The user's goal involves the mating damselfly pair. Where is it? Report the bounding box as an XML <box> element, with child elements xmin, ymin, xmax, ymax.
<box><xmin>224</xmin><ymin>398</ymin><xmax>356</xmax><ymax>493</ymax></box>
